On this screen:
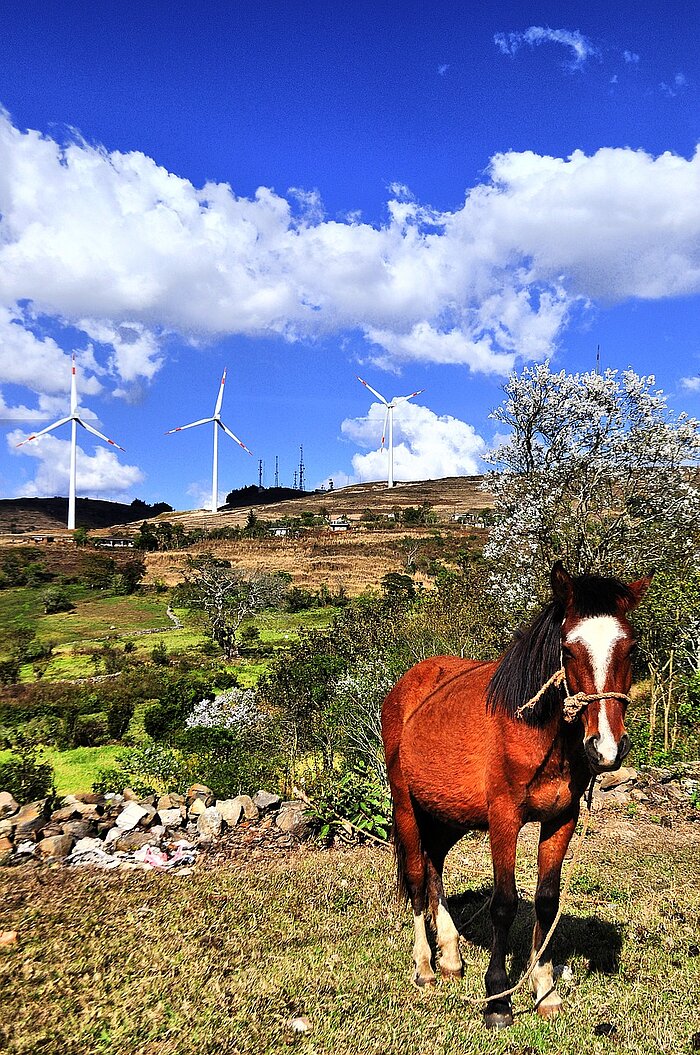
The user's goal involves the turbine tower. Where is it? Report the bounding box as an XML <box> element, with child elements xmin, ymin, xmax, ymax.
<box><xmin>16</xmin><ymin>354</ymin><xmax>125</xmax><ymax>531</ymax></box>
<box><xmin>166</xmin><ymin>368</ymin><xmax>252</xmax><ymax>513</ymax></box>
<box><xmin>356</xmin><ymin>376</ymin><xmax>424</xmax><ymax>488</ymax></box>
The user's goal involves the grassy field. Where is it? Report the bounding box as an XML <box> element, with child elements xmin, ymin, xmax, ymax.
<box><xmin>1</xmin><ymin>816</ymin><xmax>698</xmax><ymax>1055</ymax></box>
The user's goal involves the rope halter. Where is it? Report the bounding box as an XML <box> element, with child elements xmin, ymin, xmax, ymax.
<box><xmin>515</xmin><ymin>666</ymin><xmax>633</xmax><ymax>723</ymax></box>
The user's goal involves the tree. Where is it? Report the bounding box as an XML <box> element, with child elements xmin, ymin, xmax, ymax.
<box><xmin>485</xmin><ymin>364</ymin><xmax>700</xmax><ymax>612</ymax></box>
<box><xmin>181</xmin><ymin>555</ymin><xmax>288</xmax><ymax>658</ymax></box>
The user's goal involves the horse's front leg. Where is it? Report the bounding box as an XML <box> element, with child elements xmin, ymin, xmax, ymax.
<box><xmin>484</xmin><ymin>806</ymin><xmax>521</xmax><ymax>1028</ymax></box>
<box><xmin>530</xmin><ymin>808</ymin><xmax>579</xmax><ymax>1020</ymax></box>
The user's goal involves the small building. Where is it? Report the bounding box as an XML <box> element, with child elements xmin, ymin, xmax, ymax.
<box><xmin>327</xmin><ymin>517</ymin><xmax>351</xmax><ymax>532</ymax></box>
<box><xmin>94</xmin><ymin>537</ymin><xmax>135</xmax><ymax>549</ymax></box>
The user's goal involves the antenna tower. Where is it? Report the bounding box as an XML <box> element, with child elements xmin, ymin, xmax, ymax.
<box><xmin>596</xmin><ymin>344</ymin><xmax>601</xmax><ymax>375</ymax></box>
<box><xmin>293</xmin><ymin>469</ymin><xmax>298</xmax><ymax>489</ymax></box>
<box><xmin>299</xmin><ymin>445</ymin><xmax>305</xmax><ymax>491</ymax></box>
<box><xmin>274</xmin><ymin>456</ymin><xmax>279</xmax><ymax>488</ymax></box>
<box><xmin>258</xmin><ymin>459</ymin><xmax>264</xmax><ymax>488</ymax></box>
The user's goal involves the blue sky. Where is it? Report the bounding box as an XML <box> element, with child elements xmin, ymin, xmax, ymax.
<box><xmin>1</xmin><ymin>0</ymin><xmax>699</xmax><ymax>508</ymax></box>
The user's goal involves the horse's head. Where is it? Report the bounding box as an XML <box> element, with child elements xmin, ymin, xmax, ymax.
<box><xmin>551</xmin><ymin>562</ymin><xmax>652</xmax><ymax>774</ymax></box>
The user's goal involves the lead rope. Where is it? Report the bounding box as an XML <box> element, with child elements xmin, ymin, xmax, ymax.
<box><xmin>515</xmin><ymin>666</ymin><xmax>633</xmax><ymax>722</ymax></box>
<box><xmin>463</xmin><ymin>776</ymin><xmax>597</xmax><ymax>1011</ymax></box>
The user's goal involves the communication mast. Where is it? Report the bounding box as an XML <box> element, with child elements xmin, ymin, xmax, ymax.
<box><xmin>274</xmin><ymin>456</ymin><xmax>279</xmax><ymax>488</ymax></box>
<box><xmin>258</xmin><ymin>459</ymin><xmax>263</xmax><ymax>488</ymax></box>
<box><xmin>299</xmin><ymin>445</ymin><xmax>305</xmax><ymax>491</ymax></box>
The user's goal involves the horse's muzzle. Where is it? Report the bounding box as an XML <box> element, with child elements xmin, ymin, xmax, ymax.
<box><xmin>584</xmin><ymin>733</ymin><xmax>631</xmax><ymax>773</ymax></box>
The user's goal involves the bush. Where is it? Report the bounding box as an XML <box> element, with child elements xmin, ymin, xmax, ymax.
<box><xmin>73</xmin><ymin>711</ymin><xmax>110</xmax><ymax>747</ymax></box>
<box><xmin>0</xmin><ymin>732</ymin><xmax>54</xmax><ymax>804</ymax></box>
<box><xmin>304</xmin><ymin>763</ymin><xmax>391</xmax><ymax>843</ymax></box>
<box><xmin>41</xmin><ymin>586</ymin><xmax>74</xmax><ymax>614</ymax></box>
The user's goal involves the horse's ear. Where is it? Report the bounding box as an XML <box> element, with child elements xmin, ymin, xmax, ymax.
<box><xmin>551</xmin><ymin>560</ymin><xmax>573</xmax><ymax>606</ymax></box>
<box><xmin>623</xmin><ymin>572</ymin><xmax>654</xmax><ymax>611</ymax></box>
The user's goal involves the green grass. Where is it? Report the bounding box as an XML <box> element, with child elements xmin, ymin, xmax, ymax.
<box><xmin>0</xmin><ymin>745</ymin><xmax>123</xmax><ymax>795</ymax></box>
<box><xmin>42</xmin><ymin>745</ymin><xmax>123</xmax><ymax>795</ymax></box>
<box><xmin>1</xmin><ymin>820</ymin><xmax>699</xmax><ymax>1054</ymax></box>
<box><xmin>37</xmin><ymin>592</ymin><xmax>171</xmax><ymax>644</ymax></box>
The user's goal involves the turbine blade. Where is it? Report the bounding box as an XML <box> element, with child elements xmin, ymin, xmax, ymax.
<box><xmin>214</xmin><ymin>368</ymin><xmax>227</xmax><ymax>416</ymax></box>
<box><xmin>393</xmin><ymin>388</ymin><xmax>425</xmax><ymax>406</ymax></box>
<box><xmin>356</xmin><ymin>375</ymin><xmax>388</xmax><ymax>405</ymax></box>
<box><xmin>165</xmin><ymin>417</ymin><xmax>213</xmax><ymax>434</ymax></box>
<box><xmin>70</xmin><ymin>353</ymin><xmax>78</xmax><ymax>415</ymax></box>
<box><xmin>15</xmin><ymin>417</ymin><xmax>72</xmax><ymax>446</ymax></box>
<box><xmin>381</xmin><ymin>406</ymin><xmax>389</xmax><ymax>448</ymax></box>
<box><xmin>219</xmin><ymin>420</ymin><xmax>253</xmax><ymax>455</ymax></box>
<box><xmin>77</xmin><ymin>418</ymin><xmax>126</xmax><ymax>451</ymax></box>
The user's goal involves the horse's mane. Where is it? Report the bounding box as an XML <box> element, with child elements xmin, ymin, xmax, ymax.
<box><xmin>486</xmin><ymin>575</ymin><xmax>636</xmax><ymax>726</ymax></box>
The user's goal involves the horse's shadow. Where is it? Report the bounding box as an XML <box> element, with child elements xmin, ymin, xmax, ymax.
<box><xmin>447</xmin><ymin>887</ymin><xmax>623</xmax><ymax>977</ymax></box>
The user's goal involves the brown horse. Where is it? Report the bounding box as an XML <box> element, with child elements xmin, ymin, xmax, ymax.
<box><xmin>381</xmin><ymin>561</ymin><xmax>651</xmax><ymax>1028</ymax></box>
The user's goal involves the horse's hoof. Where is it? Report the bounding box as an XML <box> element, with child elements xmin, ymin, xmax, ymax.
<box><xmin>484</xmin><ymin>1009</ymin><xmax>513</xmax><ymax>1029</ymax></box>
<box><xmin>440</xmin><ymin>964</ymin><xmax>464</xmax><ymax>980</ymax></box>
<box><xmin>536</xmin><ymin>996</ymin><xmax>562</xmax><ymax>1020</ymax></box>
<box><xmin>413</xmin><ymin>970</ymin><xmax>437</xmax><ymax>989</ymax></box>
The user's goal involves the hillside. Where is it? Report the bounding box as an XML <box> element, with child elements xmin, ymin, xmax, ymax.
<box><xmin>0</xmin><ymin>497</ymin><xmax>172</xmax><ymax>534</ymax></box>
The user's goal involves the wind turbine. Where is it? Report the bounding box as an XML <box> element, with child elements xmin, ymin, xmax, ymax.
<box><xmin>16</xmin><ymin>354</ymin><xmax>125</xmax><ymax>531</ymax></box>
<box><xmin>356</xmin><ymin>376</ymin><xmax>424</xmax><ymax>488</ymax></box>
<box><xmin>166</xmin><ymin>368</ymin><xmax>252</xmax><ymax>513</ymax></box>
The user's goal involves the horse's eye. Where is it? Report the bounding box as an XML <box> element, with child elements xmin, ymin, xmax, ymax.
<box><xmin>562</xmin><ymin>646</ymin><xmax>574</xmax><ymax>660</ymax></box>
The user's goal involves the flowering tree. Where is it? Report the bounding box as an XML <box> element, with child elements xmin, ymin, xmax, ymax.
<box><xmin>485</xmin><ymin>364</ymin><xmax>700</xmax><ymax>613</ymax></box>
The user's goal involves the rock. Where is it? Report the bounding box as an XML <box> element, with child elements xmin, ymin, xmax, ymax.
<box><xmin>74</xmin><ymin>803</ymin><xmax>104</xmax><ymax>821</ymax></box>
<box><xmin>253</xmin><ymin>790</ymin><xmax>281</xmax><ymax>812</ymax></box>
<box><xmin>39</xmin><ymin>823</ymin><xmax>64</xmax><ymax>839</ymax></box>
<box><xmin>137</xmin><ymin>805</ymin><xmax>158</xmax><ymax>828</ymax></box>
<box><xmin>157</xmin><ymin>794</ymin><xmax>173</xmax><ymax>811</ymax></box>
<box><xmin>186</xmin><ymin>783</ymin><xmax>214</xmax><ymax>807</ymax></box>
<box><xmin>197</xmin><ymin>807</ymin><xmax>222</xmax><ymax>841</ymax></box>
<box><xmin>0</xmin><ymin>791</ymin><xmax>19</xmax><ymax>819</ymax></box>
<box><xmin>289</xmin><ymin>1017</ymin><xmax>313</xmax><ymax>1034</ymax></box>
<box><xmin>599</xmin><ymin>767</ymin><xmax>637</xmax><ymax>791</ymax></box>
<box><xmin>157</xmin><ymin>808</ymin><xmax>184</xmax><ymax>828</ymax></box>
<box><xmin>14</xmin><ymin>800</ymin><xmax>49</xmax><ymax>840</ymax></box>
<box><xmin>0</xmin><ymin>818</ymin><xmax>14</xmax><ymax>838</ymax></box>
<box><xmin>169</xmin><ymin>793</ymin><xmax>185</xmax><ymax>807</ymax></box>
<box><xmin>188</xmin><ymin>798</ymin><xmax>207</xmax><ymax>818</ymax></box>
<box><xmin>37</xmin><ymin>834</ymin><xmax>74</xmax><ymax>858</ymax></box>
<box><xmin>137</xmin><ymin>795</ymin><xmax>156</xmax><ymax>808</ymax></box>
<box><xmin>61</xmin><ymin>819</ymin><xmax>97</xmax><ymax>840</ymax></box>
<box><xmin>104</xmin><ymin>826</ymin><xmax>122</xmax><ymax>845</ymax></box>
<box><xmin>232</xmin><ymin>794</ymin><xmax>259</xmax><ymax>821</ymax></box>
<box><xmin>115</xmin><ymin>801</ymin><xmax>149</xmax><ymax>831</ymax></box>
<box><xmin>275</xmin><ymin>803</ymin><xmax>308</xmax><ymax>835</ymax></box>
<box><xmin>0</xmin><ymin>930</ymin><xmax>18</xmax><ymax>946</ymax></box>
<box><xmin>216</xmin><ymin>799</ymin><xmax>243</xmax><ymax>828</ymax></box>
<box><xmin>114</xmin><ymin>830</ymin><xmax>160</xmax><ymax>852</ymax></box>
<box><xmin>51</xmin><ymin>805</ymin><xmax>81</xmax><ymax>823</ymax></box>
<box><xmin>0</xmin><ymin>835</ymin><xmax>13</xmax><ymax>865</ymax></box>
<box><xmin>123</xmin><ymin>787</ymin><xmax>139</xmax><ymax>801</ymax></box>
<box><xmin>71</xmin><ymin>792</ymin><xmax>105</xmax><ymax>805</ymax></box>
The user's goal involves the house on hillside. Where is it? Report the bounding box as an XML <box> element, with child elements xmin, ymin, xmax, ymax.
<box><xmin>327</xmin><ymin>516</ymin><xmax>351</xmax><ymax>532</ymax></box>
<box><xmin>94</xmin><ymin>537</ymin><xmax>135</xmax><ymax>549</ymax></box>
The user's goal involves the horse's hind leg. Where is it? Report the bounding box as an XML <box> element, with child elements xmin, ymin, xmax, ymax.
<box><xmin>530</xmin><ymin>810</ymin><xmax>578</xmax><ymax>1020</ymax></box>
<box><xmin>423</xmin><ymin>829</ymin><xmax>463</xmax><ymax>979</ymax></box>
<box><xmin>391</xmin><ymin>792</ymin><xmax>436</xmax><ymax>987</ymax></box>
<box><xmin>484</xmin><ymin>805</ymin><xmax>521</xmax><ymax>1028</ymax></box>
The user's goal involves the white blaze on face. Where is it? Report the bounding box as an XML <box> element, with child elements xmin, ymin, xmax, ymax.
<box><xmin>567</xmin><ymin>615</ymin><xmax>625</xmax><ymax>764</ymax></box>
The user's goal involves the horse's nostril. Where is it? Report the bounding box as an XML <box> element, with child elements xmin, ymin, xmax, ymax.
<box><xmin>618</xmin><ymin>734</ymin><xmax>631</xmax><ymax>760</ymax></box>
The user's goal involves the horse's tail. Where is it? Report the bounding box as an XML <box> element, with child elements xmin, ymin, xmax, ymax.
<box><xmin>391</xmin><ymin>810</ymin><xmax>411</xmax><ymax>905</ymax></box>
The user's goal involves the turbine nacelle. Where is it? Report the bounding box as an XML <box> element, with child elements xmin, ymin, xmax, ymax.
<box><xmin>356</xmin><ymin>375</ymin><xmax>424</xmax><ymax>487</ymax></box>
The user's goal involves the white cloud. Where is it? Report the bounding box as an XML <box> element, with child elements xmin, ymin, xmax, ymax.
<box><xmin>8</xmin><ymin>429</ymin><xmax>144</xmax><ymax>500</ymax></box>
<box><xmin>437</xmin><ymin>64</ymin><xmax>449</xmax><ymax>76</ymax></box>
<box><xmin>342</xmin><ymin>399</ymin><xmax>487</xmax><ymax>482</ymax></box>
<box><xmin>623</xmin><ymin>50</ymin><xmax>640</xmax><ymax>64</ymax></box>
<box><xmin>2</xmin><ymin>109</ymin><xmax>700</xmax><ymax>400</ymax></box>
<box><xmin>660</xmin><ymin>73</ymin><xmax>688</xmax><ymax>97</ymax></box>
<box><xmin>185</xmin><ymin>480</ymin><xmax>227</xmax><ymax>511</ymax></box>
<box><xmin>494</xmin><ymin>27</ymin><xmax>598</xmax><ymax>69</ymax></box>
<box><xmin>681</xmin><ymin>376</ymin><xmax>700</xmax><ymax>392</ymax></box>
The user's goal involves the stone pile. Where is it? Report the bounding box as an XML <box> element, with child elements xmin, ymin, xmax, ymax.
<box><xmin>0</xmin><ymin>784</ymin><xmax>309</xmax><ymax>870</ymax></box>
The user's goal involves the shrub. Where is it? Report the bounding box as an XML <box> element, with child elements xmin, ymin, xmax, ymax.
<box><xmin>0</xmin><ymin>732</ymin><xmax>54</xmax><ymax>804</ymax></box>
<box><xmin>41</xmin><ymin>586</ymin><xmax>74</xmax><ymax>615</ymax></box>
<box><xmin>304</xmin><ymin>763</ymin><xmax>391</xmax><ymax>843</ymax></box>
<box><xmin>73</xmin><ymin>711</ymin><xmax>110</xmax><ymax>747</ymax></box>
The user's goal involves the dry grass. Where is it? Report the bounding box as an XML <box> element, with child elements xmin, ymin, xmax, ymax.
<box><xmin>1</xmin><ymin>814</ymin><xmax>699</xmax><ymax>1055</ymax></box>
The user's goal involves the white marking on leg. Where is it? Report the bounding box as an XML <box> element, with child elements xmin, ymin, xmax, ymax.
<box><xmin>566</xmin><ymin>615</ymin><xmax>624</xmax><ymax>691</ymax></box>
<box><xmin>530</xmin><ymin>932</ymin><xmax>562</xmax><ymax>1017</ymax></box>
<box><xmin>412</xmin><ymin>912</ymin><xmax>435</xmax><ymax>985</ymax></box>
<box><xmin>436</xmin><ymin>902</ymin><xmax>462</xmax><ymax>976</ymax></box>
